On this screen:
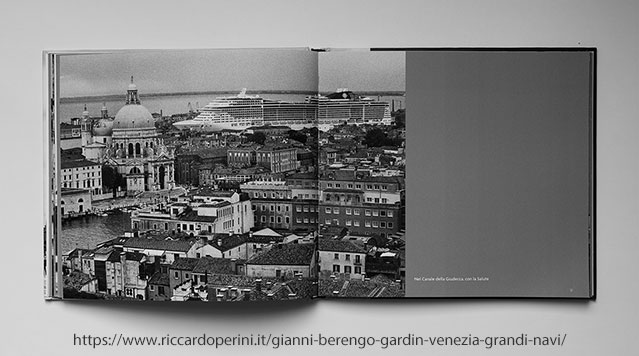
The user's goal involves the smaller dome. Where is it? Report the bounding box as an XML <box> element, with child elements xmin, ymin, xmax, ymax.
<box><xmin>93</xmin><ymin>118</ymin><xmax>114</xmax><ymax>136</ymax></box>
<box><xmin>128</xmin><ymin>83</ymin><xmax>137</xmax><ymax>91</ymax></box>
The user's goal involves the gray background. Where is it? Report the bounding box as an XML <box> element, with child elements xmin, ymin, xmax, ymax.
<box><xmin>1</xmin><ymin>0</ymin><xmax>638</xmax><ymax>355</ymax></box>
<box><xmin>406</xmin><ymin>51</ymin><xmax>592</xmax><ymax>297</ymax></box>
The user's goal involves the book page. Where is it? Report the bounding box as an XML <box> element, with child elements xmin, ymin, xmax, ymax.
<box><xmin>46</xmin><ymin>48</ymin><xmax>321</xmax><ymax>301</ymax></box>
<box><xmin>405</xmin><ymin>50</ymin><xmax>594</xmax><ymax>298</ymax></box>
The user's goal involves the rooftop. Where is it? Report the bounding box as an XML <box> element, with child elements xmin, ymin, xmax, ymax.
<box><xmin>61</xmin><ymin>159</ymin><xmax>100</xmax><ymax>169</ymax></box>
<box><xmin>123</xmin><ymin>236</ymin><xmax>194</xmax><ymax>252</ymax></box>
<box><xmin>148</xmin><ymin>272</ymin><xmax>170</xmax><ymax>286</ymax></box>
<box><xmin>247</xmin><ymin>243</ymin><xmax>315</xmax><ymax>266</ymax></box>
<box><xmin>192</xmin><ymin>257</ymin><xmax>236</xmax><ymax>275</ymax></box>
<box><xmin>171</xmin><ymin>257</ymin><xmax>201</xmax><ymax>271</ymax></box>
<box><xmin>318</xmin><ymin>239</ymin><xmax>366</xmax><ymax>253</ymax></box>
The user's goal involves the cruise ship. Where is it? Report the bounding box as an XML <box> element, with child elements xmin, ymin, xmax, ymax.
<box><xmin>173</xmin><ymin>88</ymin><xmax>393</xmax><ymax>132</ymax></box>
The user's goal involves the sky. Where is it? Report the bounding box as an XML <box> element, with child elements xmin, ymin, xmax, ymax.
<box><xmin>58</xmin><ymin>48</ymin><xmax>405</xmax><ymax>98</ymax></box>
<box><xmin>319</xmin><ymin>50</ymin><xmax>405</xmax><ymax>92</ymax></box>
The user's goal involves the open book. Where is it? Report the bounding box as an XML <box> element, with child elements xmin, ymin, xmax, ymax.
<box><xmin>44</xmin><ymin>48</ymin><xmax>595</xmax><ymax>301</ymax></box>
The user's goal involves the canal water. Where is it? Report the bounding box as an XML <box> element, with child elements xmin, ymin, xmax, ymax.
<box><xmin>60</xmin><ymin>211</ymin><xmax>131</xmax><ymax>253</ymax></box>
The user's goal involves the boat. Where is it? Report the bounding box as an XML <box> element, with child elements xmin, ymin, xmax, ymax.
<box><xmin>172</xmin><ymin>88</ymin><xmax>392</xmax><ymax>132</ymax></box>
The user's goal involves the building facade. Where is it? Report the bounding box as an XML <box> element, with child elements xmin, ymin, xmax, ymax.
<box><xmin>240</xmin><ymin>180</ymin><xmax>293</xmax><ymax>230</ymax></box>
<box><xmin>318</xmin><ymin>170</ymin><xmax>403</xmax><ymax>238</ymax></box>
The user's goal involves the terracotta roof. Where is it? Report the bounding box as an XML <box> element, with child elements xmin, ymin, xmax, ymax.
<box><xmin>192</xmin><ymin>257</ymin><xmax>235</xmax><ymax>275</ymax></box>
<box><xmin>247</xmin><ymin>243</ymin><xmax>315</xmax><ymax>266</ymax></box>
<box><xmin>61</xmin><ymin>159</ymin><xmax>100</xmax><ymax>169</ymax></box>
<box><xmin>148</xmin><ymin>272</ymin><xmax>170</xmax><ymax>286</ymax></box>
<box><xmin>123</xmin><ymin>237</ymin><xmax>194</xmax><ymax>252</ymax></box>
<box><xmin>170</xmin><ymin>257</ymin><xmax>200</xmax><ymax>271</ymax></box>
<box><xmin>177</xmin><ymin>210</ymin><xmax>217</xmax><ymax>223</ymax></box>
<box><xmin>318</xmin><ymin>239</ymin><xmax>366</xmax><ymax>254</ymax></box>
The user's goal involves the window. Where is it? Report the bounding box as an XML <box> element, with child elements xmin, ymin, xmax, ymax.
<box><xmin>366</xmin><ymin>184</ymin><xmax>372</xmax><ymax>189</ymax></box>
<box><xmin>344</xmin><ymin>266</ymin><xmax>352</xmax><ymax>274</ymax></box>
<box><xmin>346</xmin><ymin>220</ymin><xmax>352</xmax><ymax>226</ymax></box>
<box><xmin>356</xmin><ymin>184</ymin><xmax>362</xmax><ymax>189</ymax></box>
<box><xmin>355</xmin><ymin>267</ymin><xmax>361</xmax><ymax>274</ymax></box>
<box><xmin>325</xmin><ymin>219</ymin><xmax>331</xmax><ymax>225</ymax></box>
<box><xmin>261</xmin><ymin>216</ymin><xmax>266</xmax><ymax>222</ymax></box>
<box><xmin>303</xmin><ymin>206</ymin><xmax>309</xmax><ymax>212</ymax></box>
<box><xmin>334</xmin><ymin>253</ymin><xmax>339</xmax><ymax>260</ymax></box>
<box><xmin>354</xmin><ymin>220</ymin><xmax>360</xmax><ymax>227</ymax></box>
<box><xmin>325</xmin><ymin>207</ymin><xmax>331</xmax><ymax>214</ymax></box>
<box><xmin>277</xmin><ymin>217</ymin><xmax>282</xmax><ymax>223</ymax></box>
<box><xmin>174</xmin><ymin>271</ymin><xmax>179</xmax><ymax>279</ymax></box>
<box><xmin>333</xmin><ymin>207</ymin><xmax>339</xmax><ymax>214</ymax></box>
<box><xmin>354</xmin><ymin>209</ymin><xmax>360</xmax><ymax>215</ymax></box>
<box><xmin>372</xmin><ymin>221</ymin><xmax>379</xmax><ymax>228</ymax></box>
<box><xmin>373</xmin><ymin>210</ymin><xmax>379</xmax><ymax>216</ymax></box>
<box><xmin>366</xmin><ymin>197</ymin><xmax>373</xmax><ymax>202</ymax></box>
<box><xmin>345</xmin><ymin>254</ymin><xmax>350</xmax><ymax>261</ymax></box>
<box><xmin>382</xmin><ymin>198</ymin><xmax>388</xmax><ymax>204</ymax></box>
<box><xmin>381</xmin><ymin>185</ymin><xmax>388</xmax><ymax>190</ymax></box>
<box><xmin>380</xmin><ymin>210</ymin><xmax>386</xmax><ymax>217</ymax></box>
<box><xmin>185</xmin><ymin>273</ymin><xmax>190</xmax><ymax>279</ymax></box>
<box><xmin>335</xmin><ymin>183</ymin><xmax>341</xmax><ymax>188</ymax></box>
<box><xmin>345</xmin><ymin>208</ymin><xmax>351</xmax><ymax>215</ymax></box>
<box><xmin>270</xmin><ymin>216</ymin><xmax>275</xmax><ymax>223</ymax></box>
<box><xmin>285</xmin><ymin>217</ymin><xmax>290</xmax><ymax>224</ymax></box>
<box><xmin>333</xmin><ymin>219</ymin><xmax>339</xmax><ymax>225</ymax></box>
<box><xmin>296</xmin><ymin>206</ymin><xmax>302</xmax><ymax>212</ymax></box>
<box><xmin>150</xmin><ymin>285</ymin><xmax>155</xmax><ymax>291</ymax></box>
<box><xmin>158</xmin><ymin>286</ymin><xmax>165</xmax><ymax>295</ymax></box>
<box><xmin>333</xmin><ymin>265</ymin><xmax>340</xmax><ymax>273</ymax></box>
<box><xmin>327</xmin><ymin>183</ymin><xmax>333</xmax><ymax>188</ymax></box>
<box><xmin>380</xmin><ymin>222</ymin><xmax>386</xmax><ymax>228</ymax></box>
<box><xmin>374</xmin><ymin>184</ymin><xmax>380</xmax><ymax>190</ymax></box>
<box><xmin>388</xmin><ymin>222</ymin><xmax>394</xmax><ymax>228</ymax></box>
<box><xmin>365</xmin><ymin>210</ymin><xmax>371</xmax><ymax>216</ymax></box>
<box><xmin>388</xmin><ymin>210</ymin><xmax>393</xmax><ymax>217</ymax></box>
<box><xmin>348</xmin><ymin>183</ymin><xmax>353</xmax><ymax>189</ymax></box>
<box><xmin>365</xmin><ymin>221</ymin><xmax>371</xmax><ymax>227</ymax></box>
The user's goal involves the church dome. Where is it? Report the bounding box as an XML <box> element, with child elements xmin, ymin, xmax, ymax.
<box><xmin>93</xmin><ymin>118</ymin><xmax>114</xmax><ymax>136</ymax></box>
<box><xmin>113</xmin><ymin>104</ymin><xmax>155</xmax><ymax>130</ymax></box>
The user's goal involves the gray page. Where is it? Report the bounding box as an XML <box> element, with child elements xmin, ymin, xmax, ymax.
<box><xmin>406</xmin><ymin>51</ymin><xmax>593</xmax><ymax>297</ymax></box>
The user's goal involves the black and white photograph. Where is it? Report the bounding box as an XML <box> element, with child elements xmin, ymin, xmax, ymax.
<box><xmin>45</xmin><ymin>48</ymin><xmax>407</xmax><ymax>301</ymax></box>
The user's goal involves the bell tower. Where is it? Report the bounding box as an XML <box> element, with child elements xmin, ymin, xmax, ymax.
<box><xmin>80</xmin><ymin>104</ymin><xmax>92</xmax><ymax>147</ymax></box>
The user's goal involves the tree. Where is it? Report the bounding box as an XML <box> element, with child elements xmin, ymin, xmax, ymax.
<box><xmin>364</xmin><ymin>128</ymin><xmax>388</xmax><ymax>147</ymax></box>
<box><xmin>102</xmin><ymin>165</ymin><xmax>125</xmax><ymax>198</ymax></box>
<box><xmin>287</xmin><ymin>130</ymin><xmax>307</xmax><ymax>144</ymax></box>
<box><xmin>245</xmin><ymin>132</ymin><xmax>266</xmax><ymax>145</ymax></box>
<box><xmin>392</xmin><ymin>109</ymin><xmax>406</xmax><ymax>129</ymax></box>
